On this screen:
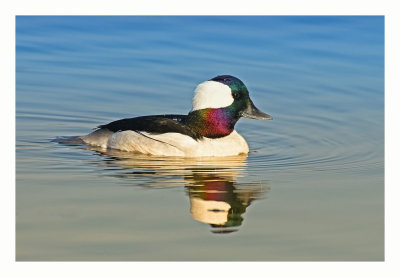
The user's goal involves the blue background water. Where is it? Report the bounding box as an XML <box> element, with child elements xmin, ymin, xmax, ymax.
<box><xmin>16</xmin><ymin>16</ymin><xmax>384</xmax><ymax>261</ymax></box>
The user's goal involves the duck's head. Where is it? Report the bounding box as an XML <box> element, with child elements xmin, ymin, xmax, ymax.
<box><xmin>188</xmin><ymin>75</ymin><xmax>272</xmax><ymax>138</ymax></box>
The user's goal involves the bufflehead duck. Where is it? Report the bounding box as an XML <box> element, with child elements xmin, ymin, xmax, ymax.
<box><xmin>81</xmin><ymin>75</ymin><xmax>272</xmax><ymax>156</ymax></box>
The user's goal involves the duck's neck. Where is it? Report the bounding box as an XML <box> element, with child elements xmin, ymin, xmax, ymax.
<box><xmin>187</xmin><ymin>107</ymin><xmax>239</xmax><ymax>138</ymax></box>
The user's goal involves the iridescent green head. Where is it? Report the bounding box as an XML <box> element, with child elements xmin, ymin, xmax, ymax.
<box><xmin>188</xmin><ymin>75</ymin><xmax>272</xmax><ymax>138</ymax></box>
<box><xmin>209</xmin><ymin>75</ymin><xmax>272</xmax><ymax>120</ymax></box>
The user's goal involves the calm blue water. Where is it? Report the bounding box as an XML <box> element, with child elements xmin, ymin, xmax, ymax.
<box><xmin>16</xmin><ymin>16</ymin><xmax>384</xmax><ymax>261</ymax></box>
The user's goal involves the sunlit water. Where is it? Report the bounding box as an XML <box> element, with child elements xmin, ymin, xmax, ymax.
<box><xmin>16</xmin><ymin>16</ymin><xmax>384</xmax><ymax>261</ymax></box>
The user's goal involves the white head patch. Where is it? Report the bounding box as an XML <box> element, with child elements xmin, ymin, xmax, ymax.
<box><xmin>191</xmin><ymin>80</ymin><xmax>234</xmax><ymax>111</ymax></box>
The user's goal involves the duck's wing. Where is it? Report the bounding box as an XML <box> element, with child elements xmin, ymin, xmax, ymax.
<box><xmin>98</xmin><ymin>114</ymin><xmax>202</xmax><ymax>140</ymax></box>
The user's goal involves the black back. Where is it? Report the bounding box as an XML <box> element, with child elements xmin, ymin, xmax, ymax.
<box><xmin>98</xmin><ymin>114</ymin><xmax>203</xmax><ymax>140</ymax></box>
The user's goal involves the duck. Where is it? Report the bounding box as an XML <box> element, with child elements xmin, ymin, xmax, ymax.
<box><xmin>80</xmin><ymin>75</ymin><xmax>272</xmax><ymax>157</ymax></box>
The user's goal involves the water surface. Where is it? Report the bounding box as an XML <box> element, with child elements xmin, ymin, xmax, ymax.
<box><xmin>16</xmin><ymin>16</ymin><xmax>384</xmax><ymax>261</ymax></box>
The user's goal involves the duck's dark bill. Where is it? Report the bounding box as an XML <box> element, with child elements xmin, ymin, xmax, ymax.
<box><xmin>242</xmin><ymin>99</ymin><xmax>273</xmax><ymax>120</ymax></box>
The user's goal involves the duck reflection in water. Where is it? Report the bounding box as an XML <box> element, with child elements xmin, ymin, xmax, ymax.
<box><xmin>185</xmin><ymin>173</ymin><xmax>266</xmax><ymax>234</ymax></box>
<box><xmin>82</xmin><ymin>147</ymin><xmax>269</xmax><ymax>234</ymax></box>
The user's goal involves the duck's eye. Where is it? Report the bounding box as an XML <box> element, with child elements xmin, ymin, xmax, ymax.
<box><xmin>232</xmin><ymin>91</ymin><xmax>240</xmax><ymax>99</ymax></box>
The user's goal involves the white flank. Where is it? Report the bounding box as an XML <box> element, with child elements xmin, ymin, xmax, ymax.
<box><xmin>103</xmin><ymin>130</ymin><xmax>249</xmax><ymax>157</ymax></box>
<box><xmin>192</xmin><ymin>80</ymin><xmax>234</xmax><ymax>111</ymax></box>
<box><xmin>81</xmin><ymin>128</ymin><xmax>249</xmax><ymax>156</ymax></box>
